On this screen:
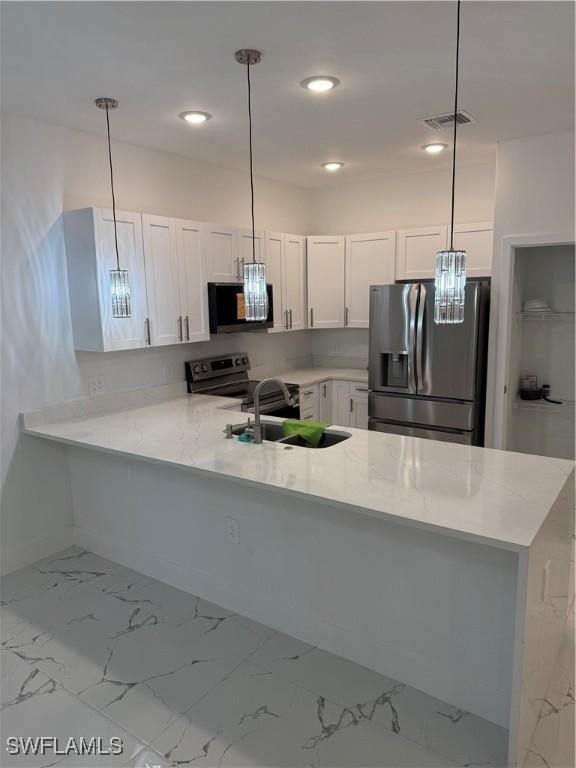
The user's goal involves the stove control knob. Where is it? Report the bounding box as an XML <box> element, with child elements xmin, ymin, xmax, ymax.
<box><xmin>201</xmin><ymin>364</ymin><xmax>208</xmax><ymax>373</ymax></box>
<box><xmin>242</xmin><ymin>356</ymin><xmax>249</xmax><ymax>365</ymax></box>
<box><xmin>193</xmin><ymin>365</ymin><xmax>202</xmax><ymax>374</ymax></box>
<box><xmin>235</xmin><ymin>358</ymin><xmax>242</xmax><ymax>366</ymax></box>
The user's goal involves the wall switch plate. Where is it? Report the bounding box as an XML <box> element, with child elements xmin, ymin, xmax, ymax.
<box><xmin>88</xmin><ymin>375</ymin><xmax>105</xmax><ymax>397</ymax></box>
<box><xmin>225</xmin><ymin>517</ymin><xmax>239</xmax><ymax>545</ymax></box>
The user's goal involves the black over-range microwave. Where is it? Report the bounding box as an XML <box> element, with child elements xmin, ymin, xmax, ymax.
<box><xmin>207</xmin><ymin>282</ymin><xmax>274</xmax><ymax>334</ymax></box>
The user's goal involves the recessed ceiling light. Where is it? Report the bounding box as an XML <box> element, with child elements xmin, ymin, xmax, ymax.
<box><xmin>301</xmin><ymin>76</ymin><xmax>340</xmax><ymax>93</ymax></box>
<box><xmin>322</xmin><ymin>162</ymin><xmax>344</xmax><ymax>172</ymax></box>
<box><xmin>179</xmin><ymin>111</ymin><xmax>212</xmax><ymax>124</ymax></box>
<box><xmin>422</xmin><ymin>143</ymin><xmax>448</xmax><ymax>154</ymax></box>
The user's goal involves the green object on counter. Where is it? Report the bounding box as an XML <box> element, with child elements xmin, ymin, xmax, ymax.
<box><xmin>282</xmin><ymin>419</ymin><xmax>328</xmax><ymax>448</ymax></box>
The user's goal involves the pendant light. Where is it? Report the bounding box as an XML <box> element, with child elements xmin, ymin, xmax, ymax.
<box><xmin>95</xmin><ymin>97</ymin><xmax>131</xmax><ymax>319</ymax></box>
<box><xmin>434</xmin><ymin>0</ymin><xmax>466</xmax><ymax>325</ymax></box>
<box><xmin>235</xmin><ymin>48</ymin><xmax>268</xmax><ymax>322</ymax></box>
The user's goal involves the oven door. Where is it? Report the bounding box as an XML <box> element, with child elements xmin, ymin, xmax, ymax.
<box><xmin>208</xmin><ymin>283</ymin><xmax>273</xmax><ymax>333</ymax></box>
<box><xmin>243</xmin><ymin>395</ymin><xmax>300</xmax><ymax>419</ymax></box>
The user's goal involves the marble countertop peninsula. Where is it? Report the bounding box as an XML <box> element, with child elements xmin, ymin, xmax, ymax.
<box><xmin>23</xmin><ymin>384</ymin><xmax>573</xmax><ymax>552</ymax></box>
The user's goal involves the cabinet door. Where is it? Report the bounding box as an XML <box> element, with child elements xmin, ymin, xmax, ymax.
<box><xmin>176</xmin><ymin>219</ymin><xmax>210</xmax><ymax>343</ymax></box>
<box><xmin>142</xmin><ymin>215</ymin><xmax>181</xmax><ymax>346</ymax></box>
<box><xmin>452</xmin><ymin>222</ymin><xmax>493</xmax><ymax>277</ymax></box>
<box><xmin>94</xmin><ymin>209</ymin><xmax>149</xmax><ymax>351</ymax></box>
<box><xmin>345</xmin><ymin>232</ymin><xmax>396</xmax><ymax>327</ymax></box>
<box><xmin>331</xmin><ymin>380</ymin><xmax>351</xmax><ymax>426</ymax></box>
<box><xmin>205</xmin><ymin>225</ymin><xmax>240</xmax><ymax>282</ymax></box>
<box><xmin>239</xmin><ymin>229</ymin><xmax>265</xmax><ymax>275</ymax></box>
<box><xmin>307</xmin><ymin>236</ymin><xmax>345</xmax><ymax>328</ymax></box>
<box><xmin>318</xmin><ymin>381</ymin><xmax>332</xmax><ymax>423</ymax></box>
<box><xmin>396</xmin><ymin>226</ymin><xmax>448</xmax><ymax>281</ymax></box>
<box><xmin>265</xmin><ymin>232</ymin><xmax>286</xmax><ymax>332</ymax></box>
<box><xmin>349</xmin><ymin>382</ymin><xmax>369</xmax><ymax>429</ymax></box>
<box><xmin>284</xmin><ymin>234</ymin><xmax>306</xmax><ymax>331</ymax></box>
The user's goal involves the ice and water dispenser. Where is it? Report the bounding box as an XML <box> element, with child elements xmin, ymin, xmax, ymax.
<box><xmin>379</xmin><ymin>353</ymin><xmax>409</xmax><ymax>389</ymax></box>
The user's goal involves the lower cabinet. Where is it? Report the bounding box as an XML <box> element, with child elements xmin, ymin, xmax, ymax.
<box><xmin>299</xmin><ymin>380</ymin><xmax>369</xmax><ymax>429</ymax></box>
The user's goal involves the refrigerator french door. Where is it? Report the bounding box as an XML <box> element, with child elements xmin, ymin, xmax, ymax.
<box><xmin>368</xmin><ymin>282</ymin><xmax>489</xmax><ymax>445</ymax></box>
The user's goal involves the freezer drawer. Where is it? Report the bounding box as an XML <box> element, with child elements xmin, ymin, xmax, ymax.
<box><xmin>369</xmin><ymin>392</ymin><xmax>476</xmax><ymax>431</ymax></box>
<box><xmin>368</xmin><ymin>418</ymin><xmax>474</xmax><ymax>445</ymax></box>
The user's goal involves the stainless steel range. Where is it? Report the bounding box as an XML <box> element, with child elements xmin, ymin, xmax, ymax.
<box><xmin>185</xmin><ymin>354</ymin><xmax>300</xmax><ymax>418</ymax></box>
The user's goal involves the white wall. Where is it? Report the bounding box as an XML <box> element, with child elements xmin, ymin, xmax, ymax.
<box><xmin>485</xmin><ymin>131</ymin><xmax>575</xmax><ymax>446</ymax></box>
<box><xmin>1</xmin><ymin>114</ymin><xmax>314</xmax><ymax>574</ymax></box>
<box><xmin>310</xmin><ymin>163</ymin><xmax>496</xmax><ymax>234</ymax></box>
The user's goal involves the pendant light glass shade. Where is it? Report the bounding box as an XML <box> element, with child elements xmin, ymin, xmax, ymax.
<box><xmin>434</xmin><ymin>249</ymin><xmax>466</xmax><ymax>324</ymax></box>
<box><xmin>434</xmin><ymin>0</ymin><xmax>466</xmax><ymax>325</ymax></box>
<box><xmin>243</xmin><ymin>261</ymin><xmax>268</xmax><ymax>321</ymax></box>
<box><xmin>110</xmin><ymin>268</ymin><xmax>131</xmax><ymax>318</ymax></box>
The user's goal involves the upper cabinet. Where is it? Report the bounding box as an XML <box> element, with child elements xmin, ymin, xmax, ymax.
<box><xmin>345</xmin><ymin>232</ymin><xmax>396</xmax><ymax>327</ymax></box>
<box><xmin>265</xmin><ymin>232</ymin><xmax>306</xmax><ymax>332</ymax></box>
<box><xmin>175</xmin><ymin>219</ymin><xmax>210</xmax><ymax>343</ymax></box>
<box><xmin>239</xmin><ymin>228</ymin><xmax>265</xmax><ymax>270</ymax></box>
<box><xmin>396</xmin><ymin>222</ymin><xmax>493</xmax><ymax>280</ymax></box>
<box><xmin>307</xmin><ymin>236</ymin><xmax>346</xmax><ymax>328</ymax></box>
<box><xmin>452</xmin><ymin>222</ymin><xmax>493</xmax><ymax>277</ymax></box>
<box><xmin>65</xmin><ymin>208</ymin><xmax>149</xmax><ymax>352</ymax></box>
<box><xmin>64</xmin><ymin>208</ymin><xmax>209</xmax><ymax>352</ymax></box>
<box><xmin>283</xmin><ymin>234</ymin><xmax>306</xmax><ymax>331</ymax></box>
<box><xmin>204</xmin><ymin>224</ymin><xmax>241</xmax><ymax>283</ymax></box>
<box><xmin>396</xmin><ymin>225</ymin><xmax>448</xmax><ymax>281</ymax></box>
<box><xmin>142</xmin><ymin>215</ymin><xmax>181</xmax><ymax>346</ymax></box>
<box><xmin>264</xmin><ymin>231</ymin><xmax>285</xmax><ymax>332</ymax></box>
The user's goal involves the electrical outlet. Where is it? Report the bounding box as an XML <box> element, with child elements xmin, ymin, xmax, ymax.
<box><xmin>225</xmin><ymin>517</ymin><xmax>239</xmax><ymax>545</ymax></box>
<box><xmin>88</xmin><ymin>375</ymin><xmax>105</xmax><ymax>397</ymax></box>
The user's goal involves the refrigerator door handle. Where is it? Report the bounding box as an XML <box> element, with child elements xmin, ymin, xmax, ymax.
<box><xmin>408</xmin><ymin>285</ymin><xmax>418</xmax><ymax>392</ymax></box>
<box><xmin>415</xmin><ymin>284</ymin><xmax>426</xmax><ymax>392</ymax></box>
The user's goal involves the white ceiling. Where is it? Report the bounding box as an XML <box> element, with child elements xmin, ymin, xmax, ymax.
<box><xmin>2</xmin><ymin>1</ymin><xmax>573</xmax><ymax>188</ymax></box>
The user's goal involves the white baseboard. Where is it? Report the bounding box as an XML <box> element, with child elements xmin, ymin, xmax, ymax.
<box><xmin>1</xmin><ymin>527</ymin><xmax>74</xmax><ymax>575</ymax></box>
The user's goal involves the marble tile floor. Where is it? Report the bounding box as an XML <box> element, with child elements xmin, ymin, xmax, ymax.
<box><xmin>0</xmin><ymin>546</ymin><xmax>566</xmax><ymax>768</ymax></box>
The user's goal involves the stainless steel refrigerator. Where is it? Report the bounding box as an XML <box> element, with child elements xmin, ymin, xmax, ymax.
<box><xmin>368</xmin><ymin>282</ymin><xmax>490</xmax><ymax>445</ymax></box>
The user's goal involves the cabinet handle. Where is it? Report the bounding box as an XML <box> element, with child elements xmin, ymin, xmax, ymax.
<box><xmin>289</xmin><ymin>309</ymin><xmax>293</xmax><ymax>329</ymax></box>
<box><xmin>302</xmin><ymin>390</ymin><xmax>314</xmax><ymax>397</ymax></box>
<box><xmin>355</xmin><ymin>387</ymin><xmax>368</xmax><ymax>392</ymax></box>
<box><xmin>285</xmin><ymin>309</ymin><xmax>288</xmax><ymax>329</ymax></box>
<box><xmin>310</xmin><ymin>308</ymin><xmax>314</xmax><ymax>327</ymax></box>
<box><xmin>185</xmin><ymin>315</ymin><xmax>190</xmax><ymax>341</ymax></box>
<box><xmin>239</xmin><ymin>257</ymin><xmax>245</xmax><ymax>279</ymax></box>
<box><xmin>145</xmin><ymin>318</ymin><xmax>151</xmax><ymax>345</ymax></box>
<box><xmin>350</xmin><ymin>398</ymin><xmax>354</xmax><ymax>413</ymax></box>
<box><xmin>322</xmin><ymin>384</ymin><xmax>327</xmax><ymax>398</ymax></box>
<box><xmin>234</xmin><ymin>257</ymin><xmax>240</xmax><ymax>280</ymax></box>
<box><xmin>178</xmin><ymin>315</ymin><xmax>183</xmax><ymax>342</ymax></box>
<box><xmin>345</xmin><ymin>306</ymin><xmax>349</xmax><ymax>326</ymax></box>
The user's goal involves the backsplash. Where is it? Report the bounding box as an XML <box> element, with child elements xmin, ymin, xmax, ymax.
<box><xmin>310</xmin><ymin>328</ymin><xmax>369</xmax><ymax>371</ymax></box>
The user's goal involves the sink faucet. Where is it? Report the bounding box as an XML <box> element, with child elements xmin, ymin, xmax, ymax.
<box><xmin>252</xmin><ymin>378</ymin><xmax>295</xmax><ymax>444</ymax></box>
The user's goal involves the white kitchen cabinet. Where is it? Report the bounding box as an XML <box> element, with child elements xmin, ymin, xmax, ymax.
<box><xmin>283</xmin><ymin>234</ymin><xmax>306</xmax><ymax>331</ymax></box>
<box><xmin>307</xmin><ymin>236</ymin><xmax>345</xmax><ymax>328</ymax></box>
<box><xmin>331</xmin><ymin>380</ymin><xmax>351</xmax><ymax>426</ymax></box>
<box><xmin>318</xmin><ymin>381</ymin><xmax>331</xmax><ymax>422</ymax></box>
<box><xmin>204</xmin><ymin>224</ymin><xmax>241</xmax><ymax>283</ymax></box>
<box><xmin>239</xmin><ymin>228</ymin><xmax>265</xmax><ymax>274</ymax></box>
<box><xmin>142</xmin><ymin>215</ymin><xmax>181</xmax><ymax>346</ymax></box>
<box><xmin>175</xmin><ymin>219</ymin><xmax>210</xmax><ymax>343</ymax></box>
<box><xmin>345</xmin><ymin>232</ymin><xmax>396</xmax><ymax>327</ymax></box>
<box><xmin>64</xmin><ymin>207</ymin><xmax>149</xmax><ymax>352</ymax></box>
<box><xmin>396</xmin><ymin>222</ymin><xmax>494</xmax><ymax>280</ymax></box>
<box><xmin>299</xmin><ymin>384</ymin><xmax>320</xmax><ymax>420</ymax></box>
<box><xmin>264</xmin><ymin>232</ymin><xmax>285</xmax><ymax>332</ymax></box>
<box><xmin>452</xmin><ymin>222</ymin><xmax>493</xmax><ymax>276</ymax></box>
<box><xmin>349</xmin><ymin>382</ymin><xmax>369</xmax><ymax>429</ymax></box>
<box><xmin>396</xmin><ymin>225</ymin><xmax>448</xmax><ymax>281</ymax></box>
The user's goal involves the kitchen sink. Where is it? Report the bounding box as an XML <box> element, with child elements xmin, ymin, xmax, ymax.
<box><xmin>231</xmin><ymin>421</ymin><xmax>351</xmax><ymax>448</ymax></box>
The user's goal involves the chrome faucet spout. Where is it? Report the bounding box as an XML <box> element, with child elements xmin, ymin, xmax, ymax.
<box><xmin>253</xmin><ymin>378</ymin><xmax>294</xmax><ymax>444</ymax></box>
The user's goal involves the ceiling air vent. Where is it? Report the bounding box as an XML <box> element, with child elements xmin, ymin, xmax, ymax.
<box><xmin>421</xmin><ymin>111</ymin><xmax>475</xmax><ymax>131</ymax></box>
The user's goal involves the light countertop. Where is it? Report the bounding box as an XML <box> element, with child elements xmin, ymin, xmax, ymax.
<box><xmin>254</xmin><ymin>368</ymin><xmax>368</xmax><ymax>387</ymax></box>
<box><xmin>22</xmin><ymin>387</ymin><xmax>573</xmax><ymax>552</ymax></box>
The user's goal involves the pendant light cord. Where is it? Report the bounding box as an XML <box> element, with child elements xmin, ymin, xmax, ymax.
<box><xmin>449</xmin><ymin>0</ymin><xmax>461</xmax><ymax>251</ymax></box>
<box><xmin>247</xmin><ymin>59</ymin><xmax>256</xmax><ymax>264</ymax></box>
<box><xmin>104</xmin><ymin>104</ymin><xmax>121</xmax><ymax>271</ymax></box>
